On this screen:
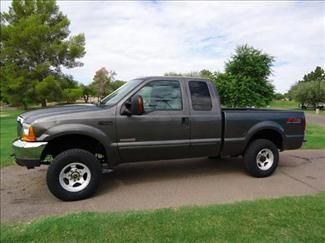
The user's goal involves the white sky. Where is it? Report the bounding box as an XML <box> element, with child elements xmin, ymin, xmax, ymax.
<box><xmin>1</xmin><ymin>0</ymin><xmax>325</xmax><ymax>92</ymax></box>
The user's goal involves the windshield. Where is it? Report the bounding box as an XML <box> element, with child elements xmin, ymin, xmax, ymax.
<box><xmin>100</xmin><ymin>79</ymin><xmax>143</xmax><ymax>106</ymax></box>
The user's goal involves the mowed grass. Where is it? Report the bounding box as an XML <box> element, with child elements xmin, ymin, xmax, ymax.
<box><xmin>270</xmin><ymin>99</ymin><xmax>299</xmax><ymax>109</ymax></box>
<box><xmin>1</xmin><ymin>193</ymin><xmax>325</xmax><ymax>242</ymax></box>
<box><xmin>0</xmin><ymin>109</ymin><xmax>23</xmax><ymax>167</ymax></box>
<box><xmin>270</xmin><ymin>100</ymin><xmax>325</xmax><ymax>116</ymax></box>
<box><xmin>303</xmin><ymin>123</ymin><xmax>325</xmax><ymax>149</ymax></box>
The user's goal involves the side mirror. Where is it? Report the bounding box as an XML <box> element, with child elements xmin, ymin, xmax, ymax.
<box><xmin>131</xmin><ymin>95</ymin><xmax>144</xmax><ymax>115</ymax></box>
<box><xmin>121</xmin><ymin>95</ymin><xmax>144</xmax><ymax>116</ymax></box>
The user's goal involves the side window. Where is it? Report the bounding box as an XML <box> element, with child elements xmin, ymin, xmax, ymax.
<box><xmin>189</xmin><ymin>81</ymin><xmax>212</xmax><ymax>111</ymax></box>
<box><xmin>136</xmin><ymin>80</ymin><xmax>182</xmax><ymax>113</ymax></box>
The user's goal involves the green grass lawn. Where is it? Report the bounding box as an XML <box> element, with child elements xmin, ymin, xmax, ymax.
<box><xmin>1</xmin><ymin>193</ymin><xmax>324</xmax><ymax>242</ymax></box>
<box><xmin>303</xmin><ymin>123</ymin><xmax>325</xmax><ymax>149</ymax></box>
<box><xmin>270</xmin><ymin>100</ymin><xmax>325</xmax><ymax>116</ymax></box>
<box><xmin>0</xmin><ymin>109</ymin><xmax>23</xmax><ymax>167</ymax></box>
<box><xmin>270</xmin><ymin>99</ymin><xmax>299</xmax><ymax>109</ymax></box>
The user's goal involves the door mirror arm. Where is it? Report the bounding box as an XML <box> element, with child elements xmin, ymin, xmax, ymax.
<box><xmin>121</xmin><ymin>104</ymin><xmax>132</xmax><ymax>116</ymax></box>
<box><xmin>121</xmin><ymin>95</ymin><xmax>144</xmax><ymax>116</ymax></box>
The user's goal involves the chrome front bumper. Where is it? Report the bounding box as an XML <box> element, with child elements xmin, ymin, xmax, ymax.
<box><xmin>12</xmin><ymin>139</ymin><xmax>48</xmax><ymax>168</ymax></box>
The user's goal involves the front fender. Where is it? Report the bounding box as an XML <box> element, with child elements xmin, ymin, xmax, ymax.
<box><xmin>38</xmin><ymin>123</ymin><xmax>111</xmax><ymax>151</ymax></box>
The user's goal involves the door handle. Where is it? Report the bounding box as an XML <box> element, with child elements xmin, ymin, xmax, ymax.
<box><xmin>181</xmin><ymin>117</ymin><xmax>189</xmax><ymax>127</ymax></box>
<box><xmin>98</xmin><ymin>121</ymin><xmax>113</xmax><ymax>125</ymax></box>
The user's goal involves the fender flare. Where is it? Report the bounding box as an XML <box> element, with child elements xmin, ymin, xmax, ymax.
<box><xmin>244</xmin><ymin>121</ymin><xmax>285</xmax><ymax>149</ymax></box>
<box><xmin>39</xmin><ymin>124</ymin><xmax>111</xmax><ymax>158</ymax></box>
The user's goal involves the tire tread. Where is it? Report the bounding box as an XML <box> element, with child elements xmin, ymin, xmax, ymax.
<box><xmin>244</xmin><ymin>139</ymin><xmax>279</xmax><ymax>177</ymax></box>
<box><xmin>47</xmin><ymin>149</ymin><xmax>101</xmax><ymax>201</ymax></box>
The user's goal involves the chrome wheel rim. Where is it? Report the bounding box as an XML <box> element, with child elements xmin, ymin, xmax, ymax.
<box><xmin>256</xmin><ymin>148</ymin><xmax>274</xmax><ymax>171</ymax></box>
<box><xmin>59</xmin><ymin>162</ymin><xmax>91</xmax><ymax>192</ymax></box>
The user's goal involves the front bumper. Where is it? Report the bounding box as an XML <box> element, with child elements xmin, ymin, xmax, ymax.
<box><xmin>12</xmin><ymin>139</ymin><xmax>48</xmax><ymax>168</ymax></box>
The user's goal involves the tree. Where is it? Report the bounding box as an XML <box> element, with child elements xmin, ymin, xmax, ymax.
<box><xmin>80</xmin><ymin>84</ymin><xmax>95</xmax><ymax>103</ymax></box>
<box><xmin>288</xmin><ymin>66</ymin><xmax>325</xmax><ymax>108</ymax></box>
<box><xmin>0</xmin><ymin>0</ymin><xmax>85</xmax><ymax>108</ymax></box>
<box><xmin>288</xmin><ymin>82</ymin><xmax>309</xmax><ymax>107</ymax></box>
<box><xmin>213</xmin><ymin>72</ymin><xmax>236</xmax><ymax>106</ymax></box>
<box><xmin>63</xmin><ymin>88</ymin><xmax>82</xmax><ymax>103</ymax></box>
<box><xmin>199</xmin><ymin>69</ymin><xmax>213</xmax><ymax>79</ymax></box>
<box><xmin>301</xmin><ymin>66</ymin><xmax>325</xmax><ymax>83</ymax></box>
<box><xmin>92</xmin><ymin>67</ymin><xmax>116</xmax><ymax>101</ymax></box>
<box><xmin>305</xmin><ymin>81</ymin><xmax>325</xmax><ymax>107</ymax></box>
<box><xmin>35</xmin><ymin>75</ymin><xmax>63</xmax><ymax>103</ymax></box>
<box><xmin>273</xmin><ymin>93</ymin><xmax>285</xmax><ymax>100</ymax></box>
<box><xmin>213</xmin><ymin>45</ymin><xmax>274</xmax><ymax>107</ymax></box>
<box><xmin>110</xmin><ymin>80</ymin><xmax>126</xmax><ymax>91</ymax></box>
<box><xmin>164</xmin><ymin>70</ymin><xmax>213</xmax><ymax>78</ymax></box>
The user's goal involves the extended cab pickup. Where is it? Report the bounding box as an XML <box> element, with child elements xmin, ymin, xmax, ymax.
<box><xmin>12</xmin><ymin>77</ymin><xmax>305</xmax><ymax>200</ymax></box>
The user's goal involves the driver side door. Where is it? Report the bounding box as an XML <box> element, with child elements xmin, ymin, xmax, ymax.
<box><xmin>116</xmin><ymin>80</ymin><xmax>190</xmax><ymax>163</ymax></box>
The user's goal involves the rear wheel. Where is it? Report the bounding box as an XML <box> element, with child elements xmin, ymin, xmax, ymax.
<box><xmin>244</xmin><ymin>139</ymin><xmax>279</xmax><ymax>177</ymax></box>
<box><xmin>47</xmin><ymin>149</ymin><xmax>102</xmax><ymax>201</ymax></box>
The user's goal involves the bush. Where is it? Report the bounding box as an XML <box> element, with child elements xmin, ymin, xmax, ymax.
<box><xmin>63</xmin><ymin>88</ymin><xmax>83</xmax><ymax>103</ymax></box>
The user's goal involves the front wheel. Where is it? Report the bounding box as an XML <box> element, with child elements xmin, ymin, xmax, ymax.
<box><xmin>47</xmin><ymin>149</ymin><xmax>102</xmax><ymax>201</ymax></box>
<box><xmin>244</xmin><ymin>139</ymin><xmax>279</xmax><ymax>177</ymax></box>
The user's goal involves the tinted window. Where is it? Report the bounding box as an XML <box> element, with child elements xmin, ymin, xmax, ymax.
<box><xmin>189</xmin><ymin>81</ymin><xmax>212</xmax><ymax>111</ymax></box>
<box><xmin>136</xmin><ymin>80</ymin><xmax>182</xmax><ymax>112</ymax></box>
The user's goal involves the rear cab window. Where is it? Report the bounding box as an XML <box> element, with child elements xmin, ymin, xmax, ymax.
<box><xmin>188</xmin><ymin>81</ymin><xmax>212</xmax><ymax>111</ymax></box>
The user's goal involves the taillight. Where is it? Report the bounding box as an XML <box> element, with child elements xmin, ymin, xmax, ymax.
<box><xmin>287</xmin><ymin>117</ymin><xmax>305</xmax><ymax>130</ymax></box>
<box><xmin>287</xmin><ymin>117</ymin><xmax>302</xmax><ymax>123</ymax></box>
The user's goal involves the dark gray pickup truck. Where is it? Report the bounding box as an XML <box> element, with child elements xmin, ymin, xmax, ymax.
<box><xmin>13</xmin><ymin>76</ymin><xmax>305</xmax><ymax>200</ymax></box>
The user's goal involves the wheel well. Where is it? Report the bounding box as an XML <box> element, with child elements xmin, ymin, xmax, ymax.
<box><xmin>248</xmin><ymin>129</ymin><xmax>283</xmax><ymax>150</ymax></box>
<box><xmin>41</xmin><ymin>134</ymin><xmax>106</xmax><ymax>163</ymax></box>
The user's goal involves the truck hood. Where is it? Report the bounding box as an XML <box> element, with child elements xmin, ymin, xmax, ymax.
<box><xmin>20</xmin><ymin>104</ymin><xmax>102</xmax><ymax>124</ymax></box>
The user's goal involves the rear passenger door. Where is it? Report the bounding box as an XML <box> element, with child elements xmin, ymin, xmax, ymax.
<box><xmin>187</xmin><ymin>80</ymin><xmax>222</xmax><ymax>157</ymax></box>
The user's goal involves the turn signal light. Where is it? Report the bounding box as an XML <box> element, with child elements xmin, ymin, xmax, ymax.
<box><xmin>22</xmin><ymin>126</ymin><xmax>36</xmax><ymax>142</ymax></box>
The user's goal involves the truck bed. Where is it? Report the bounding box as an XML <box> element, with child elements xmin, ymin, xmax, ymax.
<box><xmin>221</xmin><ymin>108</ymin><xmax>305</xmax><ymax>156</ymax></box>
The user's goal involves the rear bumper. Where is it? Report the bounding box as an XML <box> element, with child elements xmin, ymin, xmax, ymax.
<box><xmin>283</xmin><ymin>135</ymin><xmax>305</xmax><ymax>150</ymax></box>
<box><xmin>12</xmin><ymin>140</ymin><xmax>48</xmax><ymax>168</ymax></box>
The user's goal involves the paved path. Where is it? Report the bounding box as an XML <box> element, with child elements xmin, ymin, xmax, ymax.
<box><xmin>1</xmin><ymin>150</ymin><xmax>324</xmax><ymax>223</ymax></box>
<box><xmin>305</xmin><ymin>113</ymin><xmax>325</xmax><ymax>127</ymax></box>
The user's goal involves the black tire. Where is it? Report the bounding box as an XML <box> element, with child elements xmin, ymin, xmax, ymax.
<box><xmin>47</xmin><ymin>149</ymin><xmax>102</xmax><ymax>201</ymax></box>
<box><xmin>244</xmin><ymin>139</ymin><xmax>279</xmax><ymax>177</ymax></box>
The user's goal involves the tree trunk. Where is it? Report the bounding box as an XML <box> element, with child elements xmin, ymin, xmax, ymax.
<box><xmin>83</xmin><ymin>95</ymin><xmax>89</xmax><ymax>103</ymax></box>
<box><xmin>23</xmin><ymin>102</ymin><xmax>28</xmax><ymax>110</ymax></box>
<box><xmin>41</xmin><ymin>99</ymin><xmax>47</xmax><ymax>107</ymax></box>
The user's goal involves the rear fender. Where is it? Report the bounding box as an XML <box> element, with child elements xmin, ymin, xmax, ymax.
<box><xmin>244</xmin><ymin>121</ymin><xmax>285</xmax><ymax>150</ymax></box>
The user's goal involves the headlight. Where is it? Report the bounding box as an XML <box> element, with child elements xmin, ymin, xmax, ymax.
<box><xmin>21</xmin><ymin>123</ymin><xmax>36</xmax><ymax>142</ymax></box>
<box><xmin>22</xmin><ymin>123</ymin><xmax>30</xmax><ymax>135</ymax></box>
